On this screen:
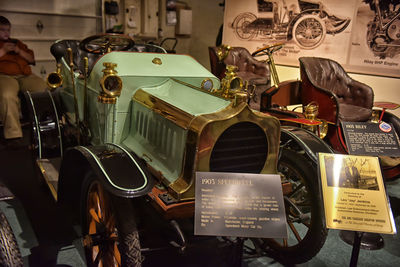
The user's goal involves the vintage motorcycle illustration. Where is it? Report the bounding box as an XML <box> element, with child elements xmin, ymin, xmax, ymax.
<box><xmin>231</xmin><ymin>0</ymin><xmax>351</xmax><ymax>49</ymax></box>
<box><xmin>364</xmin><ymin>0</ymin><xmax>400</xmax><ymax>58</ymax></box>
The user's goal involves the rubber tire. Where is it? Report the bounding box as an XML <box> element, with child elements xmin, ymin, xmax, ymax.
<box><xmin>0</xmin><ymin>211</ymin><xmax>23</xmax><ymax>267</ymax></box>
<box><xmin>81</xmin><ymin>174</ymin><xmax>142</xmax><ymax>267</ymax></box>
<box><xmin>256</xmin><ymin>149</ymin><xmax>327</xmax><ymax>264</ymax></box>
<box><xmin>293</xmin><ymin>14</ymin><xmax>326</xmax><ymax>49</ymax></box>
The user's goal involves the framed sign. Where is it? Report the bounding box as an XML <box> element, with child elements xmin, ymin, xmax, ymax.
<box><xmin>194</xmin><ymin>172</ymin><xmax>287</xmax><ymax>238</ymax></box>
<box><xmin>318</xmin><ymin>153</ymin><xmax>396</xmax><ymax>234</ymax></box>
<box><xmin>223</xmin><ymin>0</ymin><xmax>400</xmax><ymax>78</ymax></box>
<box><xmin>341</xmin><ymin>121</ymin><xmax>400</xmax><ymax>157</ymax></box>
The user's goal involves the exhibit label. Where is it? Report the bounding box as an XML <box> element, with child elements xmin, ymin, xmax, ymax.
<box><xmin>341</xmin><ymin>121</ymin><xmax>400</xmax><ymax>157</ymax></box>
<box><xmin>194</xmin><ymin>172</ymin><xmax>287</xmax><ymax>238</ymax></box>
<box><xmin>318</xmin><ymin>153</ymin><xmax>396</xmax><ymax>234</ymax></box>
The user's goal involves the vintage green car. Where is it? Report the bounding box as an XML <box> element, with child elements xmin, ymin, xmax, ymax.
<box><xmin>25</xmin><ymin>34</ymin><xmax>330</xmax><ymax>266</ymax></box>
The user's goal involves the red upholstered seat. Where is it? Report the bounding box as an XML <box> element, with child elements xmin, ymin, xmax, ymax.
<box><xmin>299</xmin><ymin>57</ymin><xmax>374</xmax><ymax>124</ymax></box>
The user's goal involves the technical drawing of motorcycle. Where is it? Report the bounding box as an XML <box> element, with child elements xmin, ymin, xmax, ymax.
<box><xmin>231</xmin><ymin>0</ymin><xmax>351</xmax><ymax>49</ymax></box>
<box><xmin>364</xmin><ymin>0</ymin><xmax>400</xmax><ymax>58</ymax></box>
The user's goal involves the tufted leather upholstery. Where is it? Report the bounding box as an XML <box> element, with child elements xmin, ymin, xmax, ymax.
<box><xmin>299</xmin><ymin>57</ymin><xmax>374</xmax><ymax>124</ymax></box>
<box><xmin>209</xmin><ymin>46</ymin><xmax>270</xmax><ymax>110</ymax></box>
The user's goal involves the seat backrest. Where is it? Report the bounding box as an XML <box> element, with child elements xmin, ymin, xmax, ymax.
<box><xmin>54</xmin><ymin>40</ymin><xmax>99</xmax><ymax>75</ymax></box>
<box><xmin>209</xmin><ymin>46</ymin><xmax>270</xmax><ymax>81</ymax></box>
<box><xmin>224</xmin><ymin>47</ymin><xmax>269</xmax><ymax>77</ymax></box>
<box><xmin>299</xmin><ymin>57</ymin><xmax>373</xmax><ymax>108</ymax></box>
<box><xmin>300</xmin><ymin>57</ymin><xmax>352</xmax><ymax>102</ymax></box>
<box><xmin>208</xmin><ymin>46</ymin><xmax>229</xmax><ymax>80</ymax></box>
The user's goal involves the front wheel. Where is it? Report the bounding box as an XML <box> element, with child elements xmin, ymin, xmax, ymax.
<box><xmin>0</xmin><ymin>211</ymin><xmax>23</xmax><ymax>267</ymax></box>
<box><xmin>81</xmin><ymin>174</ymin><xmax>142</xmax><ymax>266</ymax></box>
<box><xmin>293</xmin><ymin>14</ymin><xmax>326</xmax><ymax>49</ymax></box>
<box><xmin>251</xmin><ymin>149</ymin><xmax>327</xmax><ymax>264</ymax></box>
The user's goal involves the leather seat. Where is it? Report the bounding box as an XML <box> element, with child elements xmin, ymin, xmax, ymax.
<box><xmin>209</xmin><ymin>46</ymin><xmax>270</xmax><ymax>110</ymax></box>
<box><xmin>299</xmin><ymin>57</ymin><xmax>374</xmax><ymax>125</ymax></box>
<box><xmin>54</xmin><ymin>40</ymin><xmax>98</xmax><ymax>75</ymax></box>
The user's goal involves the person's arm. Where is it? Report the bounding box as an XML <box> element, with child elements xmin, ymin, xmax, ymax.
<box><xmin>14</xmin><ymin>43</ymin><xmax>35</xmax><ymax>64</ymax></box>
<box><xmin>0</xmin><ymin>42</ymin><xmax>15</xmax><ymax>58</ymax></box>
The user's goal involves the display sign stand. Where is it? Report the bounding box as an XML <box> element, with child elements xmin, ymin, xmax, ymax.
<box><xmin>349</xmin><ymin>231</ymin><xmax>363</xmax><ymax>267</ymax></box>
<box><xmin>339</xmin><ymin>230</ymin><xmax>384</xmax><ymax>250</ymax></box>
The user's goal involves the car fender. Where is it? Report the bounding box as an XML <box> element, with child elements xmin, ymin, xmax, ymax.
<box><xmin>280</xmin><ymin>126</ymin><xmax>333</xmax><ymax>165</ymax></box>
<box><xmin>57</xmin><ymin>143</ymin><xmax>155</xmax><ymax>206</ymax></box>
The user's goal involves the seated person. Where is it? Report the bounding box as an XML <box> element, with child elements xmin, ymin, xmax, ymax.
<box><xmin>0</xmin><ymin>16</ymin><xmax>46</xmax><ymax>148</ymax></box>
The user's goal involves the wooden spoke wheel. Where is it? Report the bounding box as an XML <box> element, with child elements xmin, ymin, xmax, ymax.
<box><xmin>82</xmin><ymin>175</ymin><xmax>141</xmax><ymax>267</ymax></box>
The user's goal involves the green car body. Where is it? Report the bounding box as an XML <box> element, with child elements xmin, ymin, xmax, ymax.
<box><xmin>37</xmin><ymin>42</ymin><xmax>280</xmax><ymax>203</ymax></box>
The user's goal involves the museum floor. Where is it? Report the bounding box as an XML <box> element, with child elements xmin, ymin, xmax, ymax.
<box><xmin>0</xmin><ymin>126</ymin><xmax>399</xmax><ymax>267</ymax></box>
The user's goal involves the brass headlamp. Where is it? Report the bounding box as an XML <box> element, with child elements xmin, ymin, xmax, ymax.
<box><xmin>98</xmin><ymin>62</ymin><xmax>123</xmax><ymax>104</ymax></box>
<box><xmin>214</xmin><ymin>65</ymin><xmax>252</xmax><ymax>107</ymax></box>
<box><xmin>303</xmin><ymin>102</ymin><xmax>328</xmax><ymax>139</ymax></box>
<box><xmin>46</xmin><ymin>63</ymin><xmax>63</xmax><ymax>90</ymax></box>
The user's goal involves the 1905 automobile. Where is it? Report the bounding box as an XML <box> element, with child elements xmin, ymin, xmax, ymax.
<box><xmin>364</xmin><ymin>0</ymin><xmax>400</xmax><ymax>59</ymax></box>
<box><xmin>25</xmin><ymin>34</ymin><xmax>329</xmax><ymax>266</ymax></box>
<box><xmin>231</xmin><ymin>0</ymin><xmax>351</xmax><ymax>49</ymax></box>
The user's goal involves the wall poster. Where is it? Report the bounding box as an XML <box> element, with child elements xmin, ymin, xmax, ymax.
<box><xmin>222</xmin><ymin>0</ymin><xmax>400</xmax><ymax>78</ymax></box>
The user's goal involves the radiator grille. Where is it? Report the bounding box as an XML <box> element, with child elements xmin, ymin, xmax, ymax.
<box><xmin>210</xmin><ymin>122</ymin><xmax>268</xmax><ymax>173</ymax></box>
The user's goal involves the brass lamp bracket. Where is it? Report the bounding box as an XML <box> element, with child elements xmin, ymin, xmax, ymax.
<box><xmin>216</xmin><ymin>44</ymin><xmax>231</xmax><ymax>61</ymax></box>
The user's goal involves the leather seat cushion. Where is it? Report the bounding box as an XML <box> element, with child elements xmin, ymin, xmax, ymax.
<box><xmin>237</xmin><ymin>71</ymin><xmax>269</xmax><ymax>85</ymax></box>
<box><xmin>338</xmin><ymin>103</ymin><xmax>372</xmax><ymax>122</ymax></box>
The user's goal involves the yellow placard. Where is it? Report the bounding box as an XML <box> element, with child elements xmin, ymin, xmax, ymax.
<box><xmin>318</xmin><ymin>153</ymin><xmax>396</xmax><ymax>234</ymax></box>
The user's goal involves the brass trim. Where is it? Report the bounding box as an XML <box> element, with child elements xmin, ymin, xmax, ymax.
<box><xmin>98</xmin><ymin>62</ymin><xmax>122</xmax><ymax>104</ymax></box>
<box><xmin>100</xmin><ymin>74</ymin><xmax>123</xmax><ymax>97</ymax></box>
<box><xmin>218</xmin><ymin>65</ymin><xmax>244</xmax><ymax>98</ymax></box>
<box><xmin>200</xmin><ymin>78</ymin><xmax>213</xmax><ymax>91</ymax></box>
<box><xmin>216</xmin><ymin>44</ymin><xmax>231</xmax><ymax>61</ymax></box>
<box><xmin>170</xmin><ymin>77</ymin><xmax>226</xmax><ymax>100</ymax></box>
<box><xmin>169</xmin><ymin>103</ymin><xmax>280</xmax><ymax>200</ymax></box>
<box><xmin>132</xmin><ymin>89</ymin><xmax>195</xmax><ymax>129</ymax></box>
<box><xmin>303</xmin><ymin>102</ymin><xmax>328</xmax><ymax>138</ymax></box>
<box><xmin>133</xmin><ymin>85</ymin><xmax>280</xmax><ymax>202</ymax></box>
<box><xmin>46</xmin><ymin>63</ymin><xmax>63</xmax><ymax>89</ymax></box>
<box><xmin>152</xmin><ymin>57</ymin><xmax>162</xmax><ymax>65</ymax></box>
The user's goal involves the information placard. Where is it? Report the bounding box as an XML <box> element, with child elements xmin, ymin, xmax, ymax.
<box><xmin>194</xmin><ymin>172</ymin><xmax>287</xmax><ymax>238</ymax></box>
<box><xmin>318</xmin><ymin>153</ymin><xmax>396</xmax><ymax>234</ymax></box>
<box><xmin>341</xmin><ymin>121</ymin><xmax>400</xmax><ymax>157</ymax></box>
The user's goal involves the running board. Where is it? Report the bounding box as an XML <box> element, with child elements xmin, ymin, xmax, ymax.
<box><xmin>36</xmin><ymin>158</ymin><xmax>61</xmax><ymax>201</ymax></box>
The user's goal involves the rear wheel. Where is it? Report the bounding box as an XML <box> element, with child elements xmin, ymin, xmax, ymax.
<box><xmin>251</xmin><ymin>149</ymin><xmax>327</xmax><ymax>264</ymax></box>
<box><xmin>81</xmin><ymin>174</ymin><xmax>142</xmax><ymax>266</ymax></box>
<box><xmin>233</xmin><ymin>12</ymin><xmax>257</xmax><ymax>40</ymax></box>
<box><xmin>0</xmin><ymin>211</ymin><xmax>23</xmax><ymax>267</ymax></box>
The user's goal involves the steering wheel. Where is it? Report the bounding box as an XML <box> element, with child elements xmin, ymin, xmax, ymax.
<box><xmin>79</xmin><ymin>34</ymin><xmax>135</xmax><ymax>54</ymax></box>
<box><xmin>251</xmin><ymin>43</ymin><xmax>284</xmax><ymax>57</ymax></box>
